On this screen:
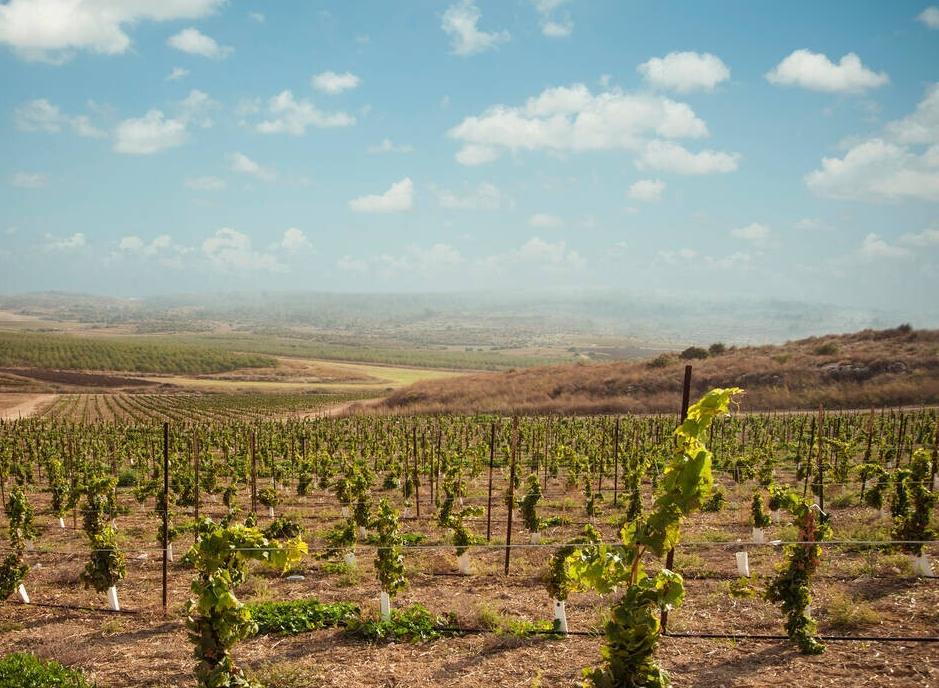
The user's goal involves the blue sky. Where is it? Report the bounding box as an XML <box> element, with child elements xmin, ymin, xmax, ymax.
<box><xmin>1</xmin><ymin>0</ymin><xmax>938</xmax><ymax>315</ymax></box>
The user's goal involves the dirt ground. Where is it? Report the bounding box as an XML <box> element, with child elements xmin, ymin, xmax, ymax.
<box><xmin>0</xmin><ymin>393</ymin><xmax>58</xmax><ymax>420</ymax></box>
<box><xmin>0</xmin><ymin>476</ymin><xmax>936</xmax><ymax>687</ymax></box>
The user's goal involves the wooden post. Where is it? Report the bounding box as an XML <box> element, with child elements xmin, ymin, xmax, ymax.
<box><xmin>816</xmin><ymin>407</ymin><xmax>826</xmax><ymax>512</ymax></box>
<box><xmin>413</xmin><ymin>427</ymin><xmax>420</xmax><ymax>519</ymax></box>
<box><xmin>162</xmin><ymin>422</ymin><xmax>169</xmax><ymax>613</ymax></box>
<box><xmin>193</xmin><ymin>431</ymin><xmax>200</xmax><ymax>520</ymax></box>
<box><xmin>612</xmin><ymin>418</ymin><xmax>620</xmax><ymax>506</ymax></box>
<box><xmin>661</xmin><ymin>365</ymin><xmax>692</xmax><ymax>635</ymax></box>
<box><xmin>504</xmin><ymin>417</ymin><xmax>519</xmax><ymax>576</ymax></box>
<box><xmin>930</xmin><ymin>413</ymin><xmax>939</xmax><ymax>484</ymax></box>
<box><xmin>250</xmin><ymin>430</ymin><xmax>258</xmax><ymax>515</ymax></box>
<box><xmin>486</xmin><ymin>422</ymin><xmax>495</xmax><ymax>542</ymax></box>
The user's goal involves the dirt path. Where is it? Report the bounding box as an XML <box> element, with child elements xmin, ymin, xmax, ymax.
<box><xmin>301</xmin><ymin>397</ymin><xmax>384</xmax><ymax>419</ymax></box>
<box><xmin>0</xmin><ymin>393</ymin><xmax>58</xmax><ymax>420</ymax></box>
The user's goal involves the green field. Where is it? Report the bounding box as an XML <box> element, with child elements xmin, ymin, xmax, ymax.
<box><xmin>0</xmin><ymin>331</ymin><xmax>276</xmax><ymax>375</ymax></box>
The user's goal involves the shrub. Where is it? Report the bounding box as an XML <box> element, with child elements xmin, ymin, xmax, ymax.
<box><xmin>647</xmin><ymin>354</ymin><xmax>673</xmax><ymax>369</ymax></box>
<box><xmin>345</xmin><ymin>603</ymin><xmax>453</xmax><ymax>643</ymax></box>
<box><xmin>248</xmin><ymin>598</ymin><xmax>359</xmax><ymax>636</ymax></box>
<box><xmin>708</xmin><ymin>342</ymin><xmax>727</xmax><ymax>356</ymax></box>
<box><xmin>813</xmin><ymin>342</ymin><xmax>839</xmax><ymax>356</ymax></box>
<box><xmin>679</xmin><ymin>346</ymin><xmax>709</xmax><ymax>360</ymax></box>
<box><xmin>0</xmin><ymin>653</ymin><xmax>93</xmax><ymax>688</ymax></box>
<box><xmin>117</xmin><ymin>469</ymin><xmax>138</xmax><ymax>488</ymax></box>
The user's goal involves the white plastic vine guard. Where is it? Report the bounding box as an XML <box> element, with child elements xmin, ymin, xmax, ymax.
<box><xmin>268</xmin><ymin>506</ymin><xmax>275</xmax><ymax>518</ymax></box>
<box><xmin>751</xmin><ymin>527</ymin><xmax>764</xmax><ymax>544</ymax></box>
<box><xmin>553</xmin><ymin>599</ymin><xmax>568</xmax><ymax>635</ymax></box>
<box><xmin>402</xmin><ymin>507</ymin><xmax>410</xmax><ymax>518</ymax></box>
<box><xmin>457</xmin><ymin>552</ymin><xmax>472</xmax><ymax>575</ymax></box>
<box><xmin>340</xmin><ymin>506</ymin><xmax>350</xmax><ymax>518</ymax></box>
<box><xmin>58</xmin><ymin>517</ymin><xmax>65</xmax><ymax>529</ymax></box>
<box><xmin>344</xmin><ymin>552</ymin><xmax>357</xmax><ymax>568</ymax></box>
<box><xmin>735</xmin><ymin>551</ymin><xmax>750</xmax><ymax>577</ymax></box>
<box><xmin>358</xmin><ymin>526</ymin><xmax>368</xmax><ymax>540</ymax></box>
<box><xmin>167</xmin><ymin>543</ymin><xmax>174</xmax><ymax>563</ymax></box>
<box><xmin>17</xmin><ymin>584</ymin><xmax>29</xmax><ymax>604</ymax></box>
<box><xmin>530</xmin><ymin>532</ymin><xmax>541</xmax><ymax>545</ymax></box>
<box><xmin>913</xmin><ymin>553</ymin><xmax>933</xmax><ymax>577</ymax></box>
<box><xmin>771</xmin><ymin>510</ymin><xmax>780</xmax><ymax>524</ymax></box>
<box><xmin>379</xmin><ymin>591</ymin><xmax>391</xmax><ymax>621</ymax></box>
<box><xmin>933</xmin><ymin>474</ymin><xmax>939</xmax><ymax>491</ymax></box>
<box><xmin>107</xmin><ymin>586</ymin><xmax>120</xmax><ymax>612</ymax></box>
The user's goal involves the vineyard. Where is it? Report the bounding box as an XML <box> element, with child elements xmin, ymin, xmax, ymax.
<box><xmin>0</xmin><ymin>386</ymin><xmax>936</xmax><ymax>687</ymax></box>
<box><xmin>0</xmin><ymin>331</ymin><xmax>276</xmax><ymax>375</ymax></box>
<box><xmin>32</xmin><ymin>393</ymin><xmax>376</xmax><ymax>423</ymax></box>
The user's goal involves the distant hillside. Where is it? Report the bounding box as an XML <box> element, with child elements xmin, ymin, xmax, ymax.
<box><xmin>376</xmin><ymin>326</ymin><xmax>939</xmax><ymax>415</ymax></box>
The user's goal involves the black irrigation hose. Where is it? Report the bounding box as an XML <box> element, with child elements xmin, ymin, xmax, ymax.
<box><xmin>663</xmin><ymin>631</ymin><xmax>939</xmax><ymax>642</ymax></box>
<box><xmin>431</xmin><ymin>626</ymin><xmax>599</xmax><ymax>637</ymax></box>
<box><xmin>1</xmin><ymin>599</ymin><xmax>139</xmax><ymax>615</ymax></box>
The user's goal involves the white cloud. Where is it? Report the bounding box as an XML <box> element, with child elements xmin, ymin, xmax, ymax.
<box><xmin>918</xmin><ymin>6</ymin><xmax>939</xmax><ymax>29</ymax></box>
<box><xmin>14</xmin><ymin>99</ymin><xmax>105</xmax><ymax>137</ymax></box>
<box><xmin>167</xmin><ymin>27</ymin><xmax>232</xmax><ymax>59</ymax></box>
<box><xmin>766</xmin><ymin>50</ymin><xmax>888</xmax><ymax>94</ymax></box>
<box><xmin>368</xmin><ymin>139</ymin><xmax>414</xmax><ymax>154</ymax></box>
<box><xmin>637</xmin><ymin>140</ymin><xmax>740</xmax><ymax>174</ymax></box>
<box><xmin>531</xmin><ymin>0</ymin><xmax>573</xmax><ymax>38</ymax></box>
<box><xmin>658</xmin><ymin>247</ymin><xmax>752</xmax><ymax>270</ymax></box>
<box><xmin>336</xmin><ymin>256</ymin><xmax>369</xmax><ymax>273</ymax></box>
<box><xmin>899</xmin><ymin>227</ymin><xmax>939</xmax><ymax>247</ymax></box>
<box><xmin>349</xmin><ymin>178</ymin><xmax>414</xmax><ymax>213</ymax></box>
<box><xmin>10</xmin><ymin>172</ymin><xmax>46</xmax><ymax>188</ymax></box>
<box><xmin>484</xmin><ymin>236</ymin><xmax>585</xmax><ymax>272</ymax></box>
<box><xmin>794</xmin><ymin>218</ymin><xmax>832</xmax><ymax>232</ymax></box>
<box><xmin>805</xmin><ymin>138</ymin><xmax>939</xmax><ymax>202</ymax></box>
<box><xmin>730</xmin><ymin>222</ymin><xmax>771</xmax><ymax>242</ymax></box>
<box><xmin>255</xmin><ymin>90</ymin><xmax>355</xmax><ymax>135</ymax></box>
<box><xmin>455</xmin><ymin>143</ymin><xmax>501</xmax><ymax>166</ymax></box>
<box><xmin>0</xmin><ymin>0</ymin><xmax>224</xmax><ymax>63</ymax></box>
<box><xmin>442</xmin><ymin>0</ymin><xmax>510</xmax><ymax>56</ymax></box>
<box><xmin>657</xmin><ymin>248</ymin><xmax>699</xmax><ymax>265</ymax></box>
<box><xmin>448</xmin><ymin>84</ymin><xmax>738</xmax><ymax>170</ymax></box>
<box><xmin>177</xmin><ymin>89</ymin><xmax>218</xmax><ymax>128</ymax></box>
<box><xmin>202</xmin><ymin>228</ymin><xmax>284</xmax><ymax>272</ymax></box>
<box><xmin>167</xmin><ymin>67</ymin><xmax>189</xmax><ymax>81</ymax></box>
<box><xmin>184</xmin><ymin>176</ymin><xmax>226</xmax><ymax>191</ymax></box>
<box><xmin>542</xmin><ymin>19</ymin><xmax>572</xmax><ymax>38</ymax></box>
<box><xmin>438</xmin><ymin>182</ymin><xmax>506</xmax><ymax>210</ymax></box>
<box><xmin>228</xmin><ymin>152</ymin><xmax>275</xmax><ymax>181</ymax></box>
<box><xmin>859</xmin><ymin>233</ymin><xmax>911</xmax><ymax>259</ymax></box>
<box><xmin>627</xmin><ymin>178</ymin><xmax>665</xmax><ymax>202</ymax></box>
<box><xmin>280</xmin><ymin>227</ymin><xmax>312</xmax><ymax>252</ymax></box>
<box><xmin>44</xmin><ymin>232</ymin><xmax>86</xmax><ymax>251</ymax></box>
<box><xmin>806</xmin><ymin>85</ymin><xmax>939</xmax><ymax>202</ymax></box>
<box><xmin>311</xmin><ymin>71</ymin><xmax>361</xmax><ymax>94</ymax></box>
<box><xmin>638</xmin><ymin>52</ymin><xmax>730</xmax><ymax>93</ymax></box>
<box><xmin>885</xmin><ymin>84</ymin><xmax>939</xmax><ymax>145</ymax></box>
<box><xmin>338</xmin><ymin>244</ymin><xmax>464</xmax><ymax>276</ymax></box>
<box><xmin>528</xmin><ymin>213</ymin><xmax>563</xmax><ymax>228</ymax></box>
<box><xmin>114</xmin><ymin>110</ymin><xmax>187</xmax><ymax>155</ymax></box>
<box><xmin>119</xmin><ymin>234</ymin><xmax>175</xmax><ymax>258</ymax></box>
<box><xmin>249</xmin><ymin>12</ymin><xmax>265</xmax><ymax>23</ymax></box>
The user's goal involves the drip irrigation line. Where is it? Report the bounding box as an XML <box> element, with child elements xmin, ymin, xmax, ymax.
<box><xmin>663</xmin><ymin>631</ymin><xmax>939</xmax><ymax>642</ymax></box>
<box><xmin>4</xmin><ymin>538</ymin><xmax>939</xmax><ymax>556</ymax></box>
<box><xmin>1</xmin><ymin>599</ymin><xmax>138</xmax><ymax>615</ymax></box>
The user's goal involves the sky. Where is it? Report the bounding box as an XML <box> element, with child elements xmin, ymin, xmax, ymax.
<box><xmin>0</xmin><ymin>0</ymin><xmax>938</xmax><ymax>316</ymax></box>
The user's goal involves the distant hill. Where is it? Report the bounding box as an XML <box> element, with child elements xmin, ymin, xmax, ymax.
<box><xmin>375</xmin><ymin>326</ymin><xmax>939</xmax><ymax>415</ymax></box>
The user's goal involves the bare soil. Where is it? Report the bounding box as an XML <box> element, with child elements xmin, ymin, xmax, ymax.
<box><xmin>0</xmin><ymin>393</ymin><xmax>58</xmax><ymax>420</ymax></box>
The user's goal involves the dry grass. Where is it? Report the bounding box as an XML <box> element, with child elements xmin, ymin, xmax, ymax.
<box><xmin>374</xmin><ymin>326</ymin><xmax>939</xmax><ymax>415</ymax></box>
